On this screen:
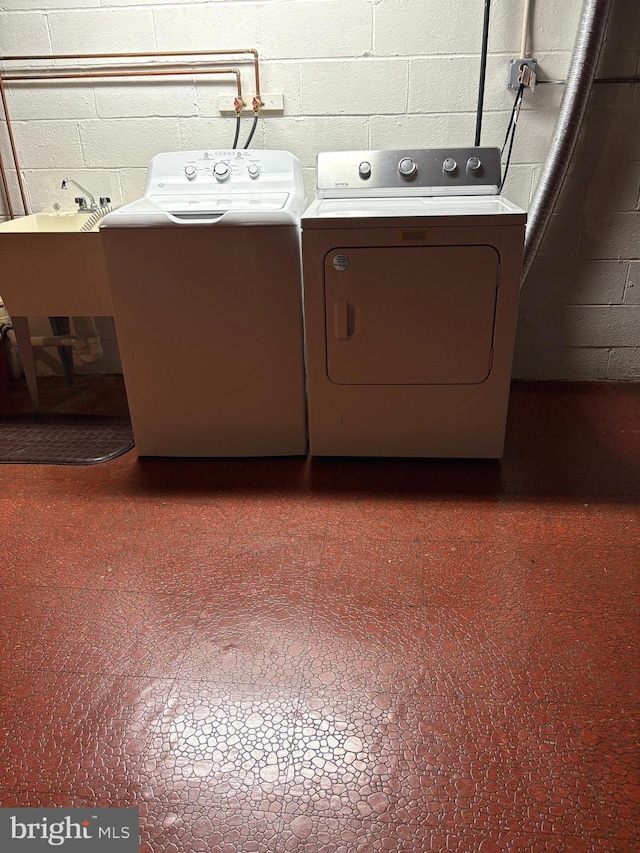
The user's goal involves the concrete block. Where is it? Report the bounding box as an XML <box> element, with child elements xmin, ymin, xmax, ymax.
<box><xmin>552</xmin><ymin>153</ymin><xmax>640</xmax><ymax>216</ymax></box>
<box><xmin>517</xmin><ymin>305</ymin><xmax>640</xmax><ymax>348</ymax></box>
<box><xmin>374</xmin><ymin>0</ymin><xmax>480</xmax><ymax>55</ymax></box>
<box><xmin>12</xmin><ymin>120</ymin><xmax>84</xmax><ymax>169</ymax></box>
<box><xmin>0</xmin><ymin>12</ymin><xmax>51</xmax><ymax>54</ymax></box>
<box><xmin>301</xmin><ymin>60</ymin><xmax>407</xmax><ymax>115</ymax></box>
<box><xmin>0</xmin><ymin>169</ymin><xmax>28</xmax><ymax>217</ymax></box>
<box><xmin>481</xmin><ymin>108</ymin><xmax>557</xmax><ymax>164</ymax></box>
<box><xmin>48</xmin><ymin>9</ymin><xmax>155</xmax><ymax>53</ymax></box>
<box><xmin>5</xmin><ymin>84</ymin><xmax>96</xmax><ymax>121</ymax></box>
<box><xmin>500</xmin><ymin>164</ymin><xmax>534</xmax><ymax>210</ymax></box>
<box><xmin>522</xmin><ymin>260</ymin><xmax>629</xmax><ymax>306</ymax></box>
<box><xmin>153</xmin><ymin>5</ymin><xmax>258</xmax><ymax>52</ymax></box>
<box><xmin>489</xmin><ymin>0</ymin><xmax>582</xmax><ymax>54</ymax></box>
<box><xmin>79</xmin><ymin>118</ymin><xmax>181</xmax><ymax>168</ymax></box>
<box><xmin>178</xmin><ymin>116</ymin><xmax>265</xmax><ymax>153</ymax></box>
<box><xmin>582</xmin><ymin>160</ymin><xmax>640</xmax><ymax>214</ymax></box>
<box><xmin>600</xmin><ymin>0</ymin><xmax>640</xmax><ymax>54</ymax></box>
<box><xmin>260</xmin><ymin>1</ymin><xmax>372</xmax><ymax>60</ymax></box>
<box><xmin>409</xmin><ymin>58</ymin><xmax>479</xmax><ymax>113</ymax></box>
<box><xmin>117</xmin><ymin>167</ymin><xmax>147</xmax><ymax>205</ymax></box>
<box><xmin>106</xmin><ymin>0</ymin><xmax>188</xmax><ymax>5</ymax></box>
<box><xmin>587</xmin><ymin>105</ymin><xmax>640</xmax><ymax>163</ymax></box>
<box><xmin>625</xmin><ymin>262</ymin><xmax>640</xmax><ymax>304</ymax></box>
<box><xmin>370</xmin><ymin>113</ymin><xmax>476</xmax><ymax>149</ymax></box>
<box><xmin>95</xmin><ymin>81</ymin><xmax>197</xmax><ymax>119</ymax></box>
<box><xmin>512</xmin><ymin>345</ymin><xmax>609</xmax><ymax>380</ymax></box>
<box><xmin>579</xmin><ymin>211</ymin><xmax>640</xmax><ymax>260</ymax></box>
<box><xmin>263</xmin><ymin>117</ymin><xmax>369</xmax><ymax>169</ymax></box>
<box><xmin>1</xmin><ymin>1</ymin><xmax>99</xmax><ymax>8</ymax></box>
<box><xmin>607</xmin><ymin>347</ymin><xmax>640</xmax><ymax>379</ymax></box>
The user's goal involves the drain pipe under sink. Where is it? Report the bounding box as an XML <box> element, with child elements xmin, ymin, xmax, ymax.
<box><xmin>521</xmin><ymin>0</ymin><xmax>613</xmax><ymax>285</ymax></box>
<box><xmin>31</xmin><ymin>319</ymin><xmax>103</xmax><ymax>365</ymax></box>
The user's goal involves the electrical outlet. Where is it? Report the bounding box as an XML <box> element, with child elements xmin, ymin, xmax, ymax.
<box><xmin>508</xmin><ymin>58</ymin><xmax>537</xmax><ymax>91</ymax></box>
<box><xmin>218</xmin><ymin>94</ymin><xmax>285</xmax><ymax>115</ymax></box>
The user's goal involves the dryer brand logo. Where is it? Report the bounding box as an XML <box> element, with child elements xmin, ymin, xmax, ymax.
<box><xmin>1</xmin><ymin>809</ymin><xmax>138</xmax><ymax>852</ymax></box>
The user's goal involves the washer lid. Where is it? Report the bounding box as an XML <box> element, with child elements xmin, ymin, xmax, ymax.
<box><xmin>101</xmin><ymin>193</ymin><xmax>298</xmax><ymax>227</ymax></box>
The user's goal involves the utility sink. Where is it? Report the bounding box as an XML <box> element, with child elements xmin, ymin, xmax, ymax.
<box><xmin>0</xmin><ymin>211</ymin><xmax>113</xmax><ymax>316</ymax></box>
<box><xmin>0</xmin><ymin>211</ymin><xmax>101</xmax><ymax>233</ymax></box>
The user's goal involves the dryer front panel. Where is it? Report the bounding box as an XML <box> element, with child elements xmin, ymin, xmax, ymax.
<box><xmin>324</xmin><ymin>245</ymin><xmax>500</xmax><ymax>385</ymax></box>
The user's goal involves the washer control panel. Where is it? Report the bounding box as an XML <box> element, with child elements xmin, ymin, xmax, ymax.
<box><xmin>316</xmin><ymin>147</ymin><xmax>501</xmax><ymax>197</ymax></box>
<box><xmin>176</xmin><ymin>151</ymin><xmax>268</xmax><ymax>184</ymax></box>
<box><xmin>144</xmin><ymin>150</ymin><xmax>304</xmax><ymax>197</ymax></box>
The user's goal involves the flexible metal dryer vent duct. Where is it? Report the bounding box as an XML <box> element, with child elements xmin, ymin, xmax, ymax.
<box><xmin>521</xmin><ymin>0</ymin><xmax>613</xmax><ymax>286</ymax></box>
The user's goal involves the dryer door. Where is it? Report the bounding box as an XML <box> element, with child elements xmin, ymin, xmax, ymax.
<box><xmin>324</xmin><ymin>245</ymin><xmax>500</xmax><ymax>385</ymax></box>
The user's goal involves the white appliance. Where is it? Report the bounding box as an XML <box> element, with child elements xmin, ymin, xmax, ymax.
<box><xmin>301</xmin><ymin>148</ymin><xmax>526</xmax><ymax>458</ymax></box>
<box><xmin>101</xmin><ymin>149</ymin><xmax>307</xmax><ymax>457</ymax></box>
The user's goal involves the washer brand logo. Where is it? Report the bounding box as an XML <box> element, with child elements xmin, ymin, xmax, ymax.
<box><xmin>1</xmin><ymin>809</ymin><xmax>138</xmax><ymax>852</ymax></box>
<box><xmin>334</xmin><ymin>181</ymin><xmax>350</xmax><ymax>187</ymax></box>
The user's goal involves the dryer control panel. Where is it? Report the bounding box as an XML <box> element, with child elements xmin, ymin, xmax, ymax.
<box><xmin>316</xmin><ymin>148</ymin><xmax>501</xmax><ymax>198</ymax></box>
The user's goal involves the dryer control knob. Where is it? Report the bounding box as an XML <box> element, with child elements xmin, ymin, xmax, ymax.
<box><xmin>467</xmin><ymin>156</ymin><xmax>482</xmax><ymax>172</ymax></box>
<box><xmin>358</xmin><ymin>161</ymin><xmax>372</xmax><ymax>178</ymax></box>
<box><xmin>443</xmin><ymin>158</ymin><xmax>457</xmax><ymax>173</ymax></box>
<box><xmin>213</xmin><ymin>162</ymin><xmax>231</xmax><ymax>181</ymax></box>
<box><xmin>247</xmin><ymin>163</ymin><xmax>261</xmax><ymax>178</ymax></box>
<box><xmin>184</xmin><ymin>165</ymin><xmax>197</xmax><ymax>180</ymax></box>
<box><xmin>398</xmin><ymin>157</ymin><xmax>418</xmax><ymax>177</ymax></box>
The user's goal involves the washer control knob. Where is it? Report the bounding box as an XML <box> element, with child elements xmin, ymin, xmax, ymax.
<box><xmin>213</xmin><ymin>161</ymin><xmax>231</xmax><ymax>181</ymax></box>
<box><xmin>443</xmin><ymin>158</ymin><xmax>457</xmax><ymax>173</ymax></box>
<box><xmin>467</xmin><ymin>156</ymin><xmax>482</xmax><ymax>172</ymax></box>
<box><xmin>247</xmin><ymin>163</ymin><xmax>261</xmax><ymax>178</ymax></box>
<box><xmin>184</xmin><ymin>165</ymin><xmax>197</xmax><ymax>180</ymax></box>
<box><xmin>358</xmin><ymin>161</ymin><xmax>372</xmax><ymax>179</ymax></box>
<box><xmin>398</xmin><ymin>157</ymin><xmax>418</xmax><ymax>177</ymax></box>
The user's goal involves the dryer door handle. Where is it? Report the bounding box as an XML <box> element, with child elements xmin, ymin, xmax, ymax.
<box><xmin>333</xmin><ymin>300</ymin><xmax>354</xmax><ymax>339</ymax></box>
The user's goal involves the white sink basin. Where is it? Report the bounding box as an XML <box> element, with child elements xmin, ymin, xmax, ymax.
<box><xmin>0</xmin><ymin>211</ymin><xmax>99</xmax><ymax>233</ymax></box>
<box><xmin>0</xmin><ymin>212</ymin><xmax>112</xmax><ymax>316</ymax></box>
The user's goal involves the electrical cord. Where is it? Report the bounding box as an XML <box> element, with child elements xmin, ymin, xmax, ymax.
<box><xmin>500</xmin><ymin>82</ymin><xmax>525</xmax><ymax>192</ymax></box>
<box><xmin>243</xmin><ymin>114</ymin><xmax>259</xmax><ymax>149</ymax></box>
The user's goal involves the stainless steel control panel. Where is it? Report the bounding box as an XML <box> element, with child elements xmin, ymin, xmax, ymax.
<box><xmin>316</xmin><ymin>148</ymin><xmax>502</xmax><ymax>198</ymax></box>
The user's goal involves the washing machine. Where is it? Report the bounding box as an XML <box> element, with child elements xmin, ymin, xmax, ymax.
<box><xmin>100</xmin><ymin>149</ymin><xmax>307</xmax><ymax>457</ymax></box>
<box><xmin>301</xmin><ymin>147</ymin><xmax>526</xmax><ymax>458</ymax></box>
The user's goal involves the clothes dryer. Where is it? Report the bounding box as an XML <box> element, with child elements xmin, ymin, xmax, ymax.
<box><xmin>301</xmin><ymin>148</ymin><xmax>526</xmax><ymax>458</ymax></box>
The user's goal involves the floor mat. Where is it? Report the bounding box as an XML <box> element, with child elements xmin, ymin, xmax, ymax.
<box><xmin>0</xmin><ymin>414</ymin><xmax>134</xmax><ymax>465</ymax></box>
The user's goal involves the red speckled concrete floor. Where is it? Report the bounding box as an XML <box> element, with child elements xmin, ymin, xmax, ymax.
<box><xmin>0</xmin><ymin>379</ymin><xmax>638</xmax><ymax>852</ymax></box>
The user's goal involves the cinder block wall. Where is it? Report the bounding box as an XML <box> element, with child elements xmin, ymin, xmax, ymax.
<box><xmin>0</xmin><ymin>0</ymin><xmax>638</xmax><ymax>380</ymax></box>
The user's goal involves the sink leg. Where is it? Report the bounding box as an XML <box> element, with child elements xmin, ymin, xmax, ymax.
<box><xmin>12</xmin><ymin>316</ymin><xmax>39</xmax><ymax>411</ymax></box>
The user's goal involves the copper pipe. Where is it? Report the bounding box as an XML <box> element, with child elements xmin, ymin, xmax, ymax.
<box><xmin>0</xmin><ymin>75</ymin><xmax>29</xmax><ymax>214</ymax></box>
<box><xmin>2</xmin><ymin>67</ymin><xmax>243</xmax><ymax>99</ymax></box>
<box><xmin>0</xmin><ymin>66</ymin><xmax>243</xmax><ymax>217</ymax></box>
<box><xmin>0</xmin><ymin>148</ymin><xmax>15</xmax><ymax>219</ymax></box>
<box><xmin>0</xmin><ymin>48</ymin><xmax>261</xmax><ymax>99</ymax></box>
<box><xmin>0</xmin><ymin>49</ymin><xmax>261</xmax><ymax>217</ymax></box>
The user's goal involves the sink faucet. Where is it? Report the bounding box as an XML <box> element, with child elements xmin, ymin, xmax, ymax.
<box><xmin>61</xmin><ymin>178</ymin><xmax>99</xmax><ymax>212</ymax></box>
